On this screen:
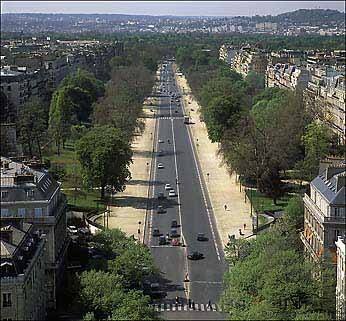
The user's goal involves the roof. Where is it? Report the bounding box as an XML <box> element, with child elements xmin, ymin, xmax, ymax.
<box><xmin>0</xmin><ymin>240</ymin><xmax>17</xmax><ymax>258</ymax></box>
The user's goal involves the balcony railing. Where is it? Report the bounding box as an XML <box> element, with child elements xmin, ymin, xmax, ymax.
<box><xmin>304</xmin><ymin>194</ymin><xmax>346</xmax><ymax>224</ymax></box>
<box><xmin>300</xmin><ymin>232</ymin><xmax>320</xmax><ymax>262</ymax></box>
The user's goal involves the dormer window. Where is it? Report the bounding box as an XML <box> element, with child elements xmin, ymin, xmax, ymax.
<box><xmin>18</xmin><ymin>208</ymin><xmax>26</xmax><ymax>217</ymax></box>
<box><xmin>1</xmin><ymin>191</ymin><xmax>8</xmax><ymax>199</ymax></box>
<box><xmin>27</xmin><ymin>190</ymin><xmax>34</xmax><ymax>198</ymax></box>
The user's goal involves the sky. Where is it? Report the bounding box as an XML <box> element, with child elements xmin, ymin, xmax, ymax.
<box><xmin>2</xmin><ymin>1</ymin><xmax>345</xmax><ymax>17</ymax></box>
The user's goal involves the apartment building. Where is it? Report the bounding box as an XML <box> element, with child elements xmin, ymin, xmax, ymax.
<box><xmin>307</xmin><ymin>51</ymin><xmax>346</xmax><ymax>72</ymax></box>
<box><xmin>304</xmin><ymin>67</ymin><xmax>345</xmax><ymax>144</ymax></box>
<box><xmin>268</xmin><ymin>49</ymin><xmax>306</xmax><ymax>66</ymax></box>
<box><xmin>232</xmin><ymin>46</ymin><xmax>268</xmax><ymax>77</ymax></box>
<box><xmin>219</xmin><ymin>44</ymin><xmax>238</xmax><ymax>65</ymax></box>
<box><xmin>0</xmin><ymin>157</ymin><xmax>69</xmax><ymax>309</ymax></box>
<box><xmin>335</xmin><ymin>236</ymin><xmax>345</xmax><ymax>321</ymax></box>
<box><xmin>255</xmin><ymin>22</ymin><xmax>278</xmax><ymax>32</ymax></box>
<box><xmin>266</xmin><ymin>63</ymin><xmax>310</xmax><ymax>91</ymax></box>
<box><xmin>43</xmin><ymin>55</ymin><xmax>70</xmax><ymax>92</ymax></box>
<box><xmin>300</xmin><ymin>157</ymin><xmax>346</xmax><ymax>264</ymax></box>
<box><xmin>1</xmin><ymin>222</ymin><xmax>47</xmax><ymax>320</ymax></box>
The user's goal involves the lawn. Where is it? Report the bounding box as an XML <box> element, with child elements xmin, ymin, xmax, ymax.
<box><xmin>43</xmin><ymin>140</ymin><xmax>104</xmax><ymax>210</ymax></box>
<box><xmin>246</xmin><ymin>189</ymin><xmax>291</xmax><ymax>214</ymax></box>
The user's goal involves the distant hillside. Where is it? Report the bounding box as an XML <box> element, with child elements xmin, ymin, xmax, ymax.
<box><xmin>253</xmin><ymin>9</ymin><xmax>345</xmax><ymax>26</ymax></box>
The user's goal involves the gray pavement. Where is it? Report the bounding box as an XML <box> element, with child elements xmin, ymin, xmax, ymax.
<box><xmin>145</xmin><ymin>61</ymin><xmax>227</xmax><ymax>319</ymax></box>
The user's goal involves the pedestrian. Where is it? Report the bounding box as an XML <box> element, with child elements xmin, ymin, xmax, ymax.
<box><xmin>188</xmin><ymin>298</ymin><xmax>191</xmax><ymax>308</ymax></box>
<box><xmin>208</xmin><ymin>300</ymin><xmax>212</xmax><ymax>310</ymax></box>
<box><xmin>175</xmin><ymin>296</ymin><xmax>179</xmax><ymax>306</ymax></box>
<box><xmin>192</xmin><ymin>300</ymin><xmax>195</xmax><ymax>310</ymax></box>
<box><xmin>243</xmin><ymin>223</ymin><xmax>247</xmax><ymax>230</ymax></box>
<box><xmin>239</xmin><ymin>228</ymin><xmax>243</xmax><ymax>236</ymax></box>
<box><xmin>224</xmin><ymin>204</ymin><xmax>227</xmax><ymax>211</ymax></box>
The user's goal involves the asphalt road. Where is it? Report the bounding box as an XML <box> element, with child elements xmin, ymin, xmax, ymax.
<box><xmin>145</xmin><ymin>61</ymin><xmax>227</xmax><ymax>317</ymax></box>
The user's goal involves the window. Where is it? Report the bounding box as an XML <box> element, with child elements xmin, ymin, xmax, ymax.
<box><xmin>18</xmin><ymin>208</ymin><xmax>26</xmax><ymax>217</ymax></box>
<box><xmin>1</xmin><ymin>208</ymin><xmax>9</xmax><ymax>217</ymax></box>
<box><xmin>1</xmin><ymin>191</ymin><xmax>8</xmax><ymax>199</ymax></box>
<box><xmin>2</xmin><ymin>292</ymin><xmax>12</xmax><ymax>307</ymax></box>
<box><xmin>34</xmin><ymin>208</ymin><xmax>43</xmax><ymax>217</ymax></box>
<box><xmin>26</xmin><ymin>190</ymin><xmax>34</xmax><ymax>198</ymax></box>
<box><xmin>7</xmin><ymin>85</ymin><xmax>11</xmax><ymax>91</ymax></box>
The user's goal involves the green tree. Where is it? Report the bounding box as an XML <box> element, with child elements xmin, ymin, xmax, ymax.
<box><xmin>18</xmin><ymin>97</ymin><xmax>47</xmax><ymax>158</ymax></box>
<box><xmin>110</xmin><ymin>290</ymin><xmax>159</xmax><ymax>321</ymax></box>
<box><xmin>300</xmin><ymin>121</ymin><xmax>332</xmax><ymax>180</ymax></box>
<box><xmin>75</xmin><ymin>126</ymin><xmax>133</xmax><ymax>199</ymax></box>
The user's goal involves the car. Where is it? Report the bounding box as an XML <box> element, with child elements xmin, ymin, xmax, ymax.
<box><xmin>170</xmin><ymin>228</ymin><xmax>179</xmax><ymax>238</ymax></box>
<box><xmin>171</xmin><ymin>220</ymin><xmax>178</xmax><ymax>228</ymax></box>
<box><xmin>67</xmin><ymin>225</ymin><xmax>78</xmax><ymax>234</ymax></box>
<box><xmin>187</xmin><ymin>251</ymin><xmax>204</xmax><ymax>260</ymax></box>
<box><xmin>159</xmin><ymin>235</ymin><xmax>166</xmax><ymax>245</ymax></box>
<box><xmin>158</xmin><ymin>192</ymin><xmax>165</xmax><ymax>200</ymax></box>
<box><xmin>168</xmin><ymin>190</ymin><xmax>176</xmax><ymax>197</ymax></box>
<box><xmin>158</xmin><ymin>163</ymin><xmax>164</xmax><ymax>169</ymax></box>
<box><xmin>197</xmin><ymin>233</ymin><xmax>207</xmax><ymax>241</ymax></box>
<box><xmin>175</xmin><ymin>110</ymin><xmax>178</xmax><ymax>113</ymax></box>
<box><xmin>152</xmin><ymin>228</ymin><xmax>161</xmax><ymax>237</ymax></box>
<box><xmin>165</xmin><ymin>183</ymin><xmax>172</xmax><ymax>190</ymax></box>
<box><xmin>158</xmin><ymin>139</ymin><xmax>164</xmax><ymax>143</ymax></box>
<box><xmin>171</xmin><ymin>238</ymin><xmax>180</xmax><ymax>246</ymax></box>
<box><xmin>157</xmin><ymin>205</ymin><xmax>165</xmax><ymax>214</ymax></box>
<box><xmin>157</xmin><ymin>150</ymin><xmax>163</xmax><ymax>157</ymax></box>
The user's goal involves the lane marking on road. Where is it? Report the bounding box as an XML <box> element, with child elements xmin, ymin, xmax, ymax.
<box><xmin>148</xmin><ymin>84</ymin><xmax>162</xmax><ymax>246</ymax></box>
<box><xmin>176</xmin><ymin>71</ymin><xmax>221</xmax><ymax>261</ymax></box>
<box><xmin>169</xmin><ymin>65</ymin><xmax>190</xmax><ymax>300</ymax></box>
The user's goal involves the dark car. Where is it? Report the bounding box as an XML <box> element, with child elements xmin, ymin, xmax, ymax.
<box><xmin>159</xmin><ymin>235</ymin><xmax>166</xmax><ymax>245</ymax></box>
<box><xmin>171</xmin><ymin>220</ymin><xmax>178</xmax><ymax>228</ymax></box>
<box><xmin>157</xmin><ymin>205</ymin><xmax>165</xmax><ymax>214</ymax></box>
<box><xmin>187</xmin><ymin>251</ymin><xmax>204</xmax><ymax>260</ymax></box>
<box><xmin>158</xmin><ymin>192</ymin><xmax>165</xmax><ymax>200</ymax></box>
<box><xmin>197</xmin><ymin>233</ymin><xmax>207</xmax><ymax>241</ymax></box>
<box><xmin>152</xmin><ymin>228</ymin><xmax>161</xmax><ymax>237</ymax></box>
<box><xmin>170</xmin><ymin>228</ymin><xmax>179</xmax><ymax>238</ymax></box>
<box><xmin>157</xmin><ymin>150</ymin><xmax>163</xmax><ymax>157</ymax></box>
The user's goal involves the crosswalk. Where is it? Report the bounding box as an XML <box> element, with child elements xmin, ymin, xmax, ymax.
<box><xmin>157</xmin><ymin>116</ymin><xmax>184</xmax><ymax>119</ymax></box>
<box><xmin>151</xmin><ymin>303</ymin><xmax>222</xmax><ymax>312</ymax></box>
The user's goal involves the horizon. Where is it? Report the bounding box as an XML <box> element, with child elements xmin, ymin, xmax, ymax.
<box><xmin>1</xmin><ymin>1</ymin><xmax>345</xmax><ymax>17</ymax></box>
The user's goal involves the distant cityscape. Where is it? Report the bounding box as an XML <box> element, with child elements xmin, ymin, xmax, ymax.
<box><xmin>1</xmin><ymin>9</ymin><xmax>345</xmax><ymax>36</ymax></box>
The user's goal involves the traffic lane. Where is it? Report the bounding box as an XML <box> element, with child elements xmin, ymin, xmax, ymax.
<box><xmin>152</xmin><ymin>120</ymin><xmax>181</xmax><ymax>246</ymax></box>
<box><xmin>151</xmin><ymin>247</ymin><xmax>187</xmax><ymax>303</ymax></box>
<box><xmin>189</xmin><ymin>281</ymin><xmax>223</xmax><ymax>304</ymax></box>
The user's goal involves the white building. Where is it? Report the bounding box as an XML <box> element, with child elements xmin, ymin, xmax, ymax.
<box><xmin>336</xmin><ymin>236</ymin><xmax>345</xmax><ymax>321</ymax></box>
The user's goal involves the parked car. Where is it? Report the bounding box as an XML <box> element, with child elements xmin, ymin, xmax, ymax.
<box><xmin>67</xmin><ymin>226</ymin><xmax>78</xmax><ymax>234</ymax></box>
<box><xmin>165</xmin><ymin>183</ymin><xmax>172</xmax><ymax>190</ymax></box>
<box><xmin>158</xmin><ymin>163</ymin><xmax>164</xmax><ymax>169</ymax></box>
<box><xmin>171</xmin><ymin>220</ymin><xmax>178</xmax><ymax>228</ymax></box>
<box><xmin>158</xmin><ymin>139</ymin><xmax>164</xmax><ymax>143</ymax></box>
<box><xmin>187</xmin><ymin>251</ymin><xmax>204</xmax><ymax>260</ymax></box>
<box><xmin>157</xmin><ymin>150</ymin><xmax>163</xmax><ymax>156</ymax></box>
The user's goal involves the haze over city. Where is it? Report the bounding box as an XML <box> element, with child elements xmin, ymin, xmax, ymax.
<box><xmin>2</xmin><ymin>1</ymin><xmax>345</xmax><ymax>16</ymax></box>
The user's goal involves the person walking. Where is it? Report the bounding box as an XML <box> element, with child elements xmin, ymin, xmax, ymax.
<box><xmin>192</xmin><ymin>300</ymin><xmax>195</xmax><ymax>310</ymax></box>
<box><xmin>207</xmin><ymin>300</ymin><xmax>212</xmax><ymax>310</ymax></box>
<box><xmin>224</xmin><ymin>204</ymin><xmax>227</xmax><ymax>211</ymax></box>
<box><xmin>243</xmin><ymin>223</ymin><xmax>247</xmax><ymax>230</ymax></box>
<box><xmin>188</xmin><ymin>298</ymin><xmax>191</xmax><ymax>308</ymax></box>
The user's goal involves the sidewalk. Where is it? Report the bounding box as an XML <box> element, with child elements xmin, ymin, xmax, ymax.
<box><xmin>95</xmin><ymin>70</ymin><xmax>160</xmax><ymax>238</ymax></box>
<box><xmin>174</xmin><ymin>66</ymin><xmax>253</xmax><ymax>245</ymax></box>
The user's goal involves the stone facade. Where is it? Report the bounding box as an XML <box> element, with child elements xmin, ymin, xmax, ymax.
<box><xmin>266</xmin><ymin>63</ymin><xmax>310</xmax><ymax>91</ymax></box>
<box><xmin>300</xmin><ymin>157</ymin><xmax>346</xmax><ymax>264</ymax></box>
<box><xmin>0</xmin><ymin>157</ymin><xmax>69</xmax><ymax>310</ymax></box>
<box><xmin>232</xmin><ymin>47</ymin><xmax>268</xmax><ymax>77</ymax></box>
<box><xmin>219</xmin><ymin>44</ymin><xmax>238</xmax><ymax>66</ymax></box>
<box><xmin>335</xmin><ymin>236</ymin><xmax>346</xmax><ymax>321</ymax></box>
<box><xmin>1</xmin><ymin>222</ymin><xmax>47</xmax><ymax>320</ymax></box>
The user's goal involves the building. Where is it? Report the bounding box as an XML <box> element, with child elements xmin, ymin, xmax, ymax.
<box><xmin>335</xmin><ymin>236</ymin><xmax>345</xmax><ymax>321</ymax></box>
<box><xmin>255</xmin><ymin>22</ymin><xmax>278</xmax><ymax>33</ymax></box>
<box><xmin>219</xmin><ymin>44</ymin><xmax>238</xmax><ymax>65</ymax></box>
<box><xmin>266</xmin><ymin>63</ymin><xmax>310</xmax><ymax>91</ymax></box>
<box><xmin>1</xmin><ymin>222</ymin><xmax>47</xmax><ymax>320</ymax></box>
<box><xmin>268</xmin><ymin>50</ymin><xmax>306</xmax><ymax>66</ymax></box>
<box><xmin>300</xmin><ymin>157</ymin><xmax>346</xmax><ymax>264</ymax></box>
<box><xmin>232</xmin><ymin>46</ymin><xmax>268</xmax><ymax>77</ymax></box>
<box><xmin>0</xmin><ymin>157</ymin><xmax>69</xmax><ymax>309</ymax></box>
<box><xmin>304</xmin><ymin>68</ymin><xmax>345</xmax><ymax>144</ymax></box>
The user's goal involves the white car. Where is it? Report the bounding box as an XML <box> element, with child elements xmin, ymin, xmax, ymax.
<box><xmin>158</xmin><ymin>139</ymin><xmax>164</xmax><ymax>143</ymax></box>
<box><xmin>169</xmin><ymin>190</ymin><xmax>176</xmax><ymax>197</ymax></box>
<box><xmin>158</xmin><ymin>163</ymin><xmax>164</xmax><ymax>169</ymax></box>
<box><xmin>165</xmin><ymin>183</ymin><xmax>172</xmax><ymax>190</ymax></box>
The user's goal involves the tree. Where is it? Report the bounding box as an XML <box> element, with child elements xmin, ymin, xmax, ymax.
<box><xmin>299</xmin><ymin>121</ymin><xmax>332</xmax><ymax>180</ymax></box>
<box><xmin>18</xmin><ymin>97</ymin><xmax>47</xmax><ymax>158</ymax></box>
<box><xmin>110</xmin><ymin>290</ymin><xmax>159</xmax><ymax>321</ymax></box>
<box><xmin>75</xmin><ymin>126</ymin><xmax>133</xmax><ymax>199</ymax></box>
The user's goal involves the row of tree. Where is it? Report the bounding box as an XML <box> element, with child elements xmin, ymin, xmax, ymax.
<box><xmin>70</xmin><ymin>229</ymin><xmax>159</xmax><ymax>320</ymax></box>
<box><xmin>176</xmin><ymin>44</ymin><xmax>341</xmax><ymax>203</ymax></box>
<box><xmin>221</xmin><ymin>197</ymin><xmax>336</xmax><ymax>320</ymax></box>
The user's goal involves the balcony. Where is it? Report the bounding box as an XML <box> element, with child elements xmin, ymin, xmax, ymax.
<box><xmin>300</xmin><ymin>232</ymin><xmax>320</xmax><ymax>262</ymax></box>
<box><xmin>304</xmin><ymin>194</ymin><xmax>346</xmax><ymax>225</ymax></box>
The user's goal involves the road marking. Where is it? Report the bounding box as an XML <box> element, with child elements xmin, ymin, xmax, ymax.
<box><xmin>169</xmin><ymin>66</ymin><xmax>190</xmax><ymax>300</ymax></box>
<box><xmin>212</xmin><ymin>304</ymin><xmax>217</xmax><ymax>311</ymax></box>
<box><xmin>177</xmin><ymin>73</ymin><xmax>222</xmax><ymax>261</ymax></box>
<box><xmin>200</xmin><ymin>303</ymin><xmax>205</xmax><ymax>311</ymax></box>
<box><xmin>160</xmin><ymin>304</ymin><xmax>165</xmax><ymax>312</ymax></box>
<box><xmin>189</xmin><ymin>280</ymin><xmax>222</xmax><ymax>284</ymax></box>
